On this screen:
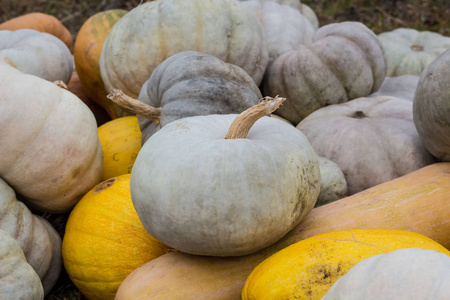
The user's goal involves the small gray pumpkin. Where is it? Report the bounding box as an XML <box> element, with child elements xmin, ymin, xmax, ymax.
<box><xmin>297</xmin><ymin>96</ymin><xmax>436</xmax><ymax>195</ymax></box>
<box><xmin>109</xmin><ymin>51</ymin><xmax>263</xmax><ymax>143</ymax></box>
<box><xmin>369</xmin><ymin>75</ymin><xmax>419</xmax><ymax>101</ymax></box>
<box><xmin>264</xmin><ymin>21</ymin><xmax>387</xmax><ymax>125</ymax></box>
<box><xmin>316</xmin><ymin>157</ymin><xmax>347</xmax><ymax>207</ymax></box>
<box><xmin>0</xmin><ymin>229</ymin><xmax>44</xmax><ymax>300</ymax></box>
<box><xmin>413</xmin><ymin>48</ymin><xmax>450</xmax><ymax>161</ymax></box>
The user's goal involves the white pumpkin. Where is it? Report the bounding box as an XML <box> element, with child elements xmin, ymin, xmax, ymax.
<box><xmin>378</xmin><ymin>28</ymin><xmax>450</xmax><ymax>76</ymax></box>
<box><xmin>0</xmin><ymin>61</ymin><xmax>103</xmax><ymax>212</ymax></box>
<box><xmin>322</xmin><ymin>248</ymin><xmax>450</xmax><ymax>300</ymax></box>
<box><xmin>0</xmin><ymin>29</ymin><xmax>73</xmax><ymax>83</ymax></box>
<box><xmin>369</xmin><ymin>75</ymin><xmax>419</xmax><ymax>101</ymax></box>
<box><xmin>130</xmin><ymin>98</ymin><xmax>320</xmax><ymax>256</ymax></box>
<box><xmin>0</xmin><ymin>230</ymin><xmax>44</xmax><ymax>300</ymax></box>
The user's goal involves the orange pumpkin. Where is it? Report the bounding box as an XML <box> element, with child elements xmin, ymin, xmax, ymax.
<box><xmin>0</xmin><ymin>12</ymin><xmax>73</xmax><ymax>51</ymax></box>
<box><xmin>73</xmin><ymin>9</ymin><xmax>129</xmax><ymax>119</ymax></box>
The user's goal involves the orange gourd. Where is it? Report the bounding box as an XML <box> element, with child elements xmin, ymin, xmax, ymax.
<box><xmin>0</xmin><ymin>12</ymin><xmax>73</xmax><ymax>51</ymax></box>
<box><xmin>73</xmin><ymin>9</ymin><xmax>129</xmax><ymax>119</ymax></box>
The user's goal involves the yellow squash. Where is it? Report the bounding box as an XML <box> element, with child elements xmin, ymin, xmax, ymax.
<box><xmin>62</xmin><ymin>174</ymin><xmax>172</xmax><ymax>300</ymax></box>
<box><xmin>242</xmin><ymin>229</ymin><xmax>450</xmax><ymax>300</ymax></box>
<box><xmin>97</xmin><ymin>116</ymin><xmax>142</xmax><ymax>181</ymax></box>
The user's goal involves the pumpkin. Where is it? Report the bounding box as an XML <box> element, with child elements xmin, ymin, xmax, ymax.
<box><xmin>0</xmin><ymin>29</ymin><xmax>73</xmax><ymax>83</ymax></box>
<box><xmin>240</xmin><ymin>1</ymin><xmax>315</xmax><ymax>65</ymax></box>
<box><xmin>369</xmin><ymin>74</ymin><xmax>419</xmax><ymax>101</ymax></box>
<box><xmin>0</xmin><ymin>61</ymin><xmax>103</xmax><ymax>212</ymax></box>
<box><xmin>264</xmin><ymin>21</ymin><xmax>387</xmax><ymax>125</ymax></box>
<box><xmin>0</xmin><ymin>178</ymin><xmax>61</xmax><ymax>295</ymax></box>
<box><xmin>114</xmin><ymin>162</ymin><xmax>450</xmax><ymax>300</ymax></box>
<box><xmin>322</xmin><ymin>248</ymin><xmax>450</xmax><ymax>300</ymax></box>
<box><xmin>100</xmin><ymin>0</ymin><xmax>268</xmax><ymax>98</ymax></box>
<box><xmin>378</xmin><ymin>28</ymin><xmax>450</xmax><ymax>76</ymax></box>
<box><xmin>297</xmin><ymin>96</ymin><xmax>436</xmax><ymax>195</ymax></box>
<box><xmin>0</xmin><ymin>12</ymin><xmax>73</xmax><ymax>51</ymax></box>
<box><xmin>62</xmin><ymin>174</ymin><xmax>172</xmax><ymax>300</ymax></box>
<box><xmin>236</xmin><ymin>0</ymin><xmax>319</xmax><ymax>29</ymax></box>
<box><xmin>97</xmin><ymin>116</ymin><xmax>142</xmax><ymax>181</ymax></box>
<box><xmin>242</xmin><ymin>229</ymin><xmax>450</xmax><ymax>300</ymax></box>
<box><xmin>0</xmin><ymin>230</ymin><xmax>44</xmax><ymax>300</ymax></box>
<box><xmin>66</xmin><ymin>70</ymin><xmax>111</xmax><ymax>126</ymax></box>
<box><xmin>108</xmin><ymin>51</ymin><xmax>263</xmax><ymax>143</ymax></box>
<box><xmin>316</xmin><ymin>157</ymin><xmax>347</xmax><ymax>207</ymax></box>
<box><xmin>129</xmin><ymin>97</ymin><xmax>320</xmax><ymax>256</ymax></box>
<box><xmin>73</xmin><ymin>9</ymin><xmax>129</xmax><ymax>119</ymax></box>
<box><xmin>413</xmin><ymin>48</ymin><xmax>450</xmax><ymax>161</ymax></box>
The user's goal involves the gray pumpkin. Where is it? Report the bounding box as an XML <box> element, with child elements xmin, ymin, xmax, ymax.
<box><xmin>297</xmin><ymin>96</ymin><xmax>436</xmax><ymax>195</ymax></box>
<box><xmin>0</xmin><ymin>178</ymin><xmax>61</xmax><ymax>295</ymax></box>
<box><xmin>413</xmin><ymin>48</ymin><xmax>450</xmax><ymax>161</ymax></box>
<box><xmin>264</xmin><ymin>21</ymin><xmax>387</xmax><ymax>125</ymax></box>
<box><xmin>369</xmin><ymin>75</ymin><xmax>419</xmax><ymax>101</ymax></box>
<box><xmin>136</xmin><ymin>51</ymin><xmax>263</xmax><ymax>143</ymax></box>
<box><xmin>0</xmin><ymin>230</ymin><xmax>44</xmax><ymax>300</ymax></box>
<box><xmin>316</xmin><ymin>157</ymin><xmax>347</xmax><ymax>207</ymax></box>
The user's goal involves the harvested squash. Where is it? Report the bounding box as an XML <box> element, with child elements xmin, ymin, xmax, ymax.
<box><xmin>62</xmin><ymin>174</ymin><xmax>172</xmax><ymax>300</ymax></box>
<box><xmin>242</xmin><ymin>229</ymin><xmax>450</xmax><ymax>300</ymax></box>
<box><xmin>115</xmin><ymin>162</ymin><xmax>450</xmax><ymax>300</ymax></box>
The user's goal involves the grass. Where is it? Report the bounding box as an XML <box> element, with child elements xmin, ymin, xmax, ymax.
<box><xmin>1</xmin><ymin>0</ymin><xmax>448</xmax><ymax>299</ymax></box>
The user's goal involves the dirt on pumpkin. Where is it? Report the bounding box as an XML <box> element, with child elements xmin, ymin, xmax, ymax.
<box><xmin>1</xmin><ymin>0</ymin><xmax>447</xmax><ymax>299</ymax></box>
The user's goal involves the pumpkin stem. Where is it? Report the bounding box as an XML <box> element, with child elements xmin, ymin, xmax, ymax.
<box><xmin>224</xmin><ymin>96</ymin><xmax>286</xmax><ymax>139</ymax></box>
<box><xmin>53</xmin><ymin>80</ymin><xmax>68</xmax><ymax>89</ymax></box>
<box><xmin>107</xmin><ymin>89</ymin><xmax>161</xmax><ymax>125</ymax></box>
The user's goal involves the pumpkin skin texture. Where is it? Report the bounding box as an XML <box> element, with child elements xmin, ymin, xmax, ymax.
<box><xmin>0</xmin><ymin>29</ymin><xmax>73</xmax><ymax>83</ymax></box>
<box><xmin>240</xmin><ymin>1</ymin><xmax>315</xmax><ymax>66</ymax></box>
<box><xmin>114</xmin><ymin>162</ymin><xmax>450</xmax><ymax>300</ymax></box>
<box><xmin>297</xmin><ymin>96</ymin><xmax>436</xmax><ymax>195</ymax></box>
<box><xmin>0</xmin><ymin>12</ymin><xmax>73</xmax><ymax>51</ymax></box>
<box><xmin>0</xmin><ymin>230</ymin><xmax>44</xmax><ymax>300</ymax></box>
<box><xmin>62</xmin><ymin>174</ymin><xmax>172</xmax><ymax>300</ymax></box>
<box><xmin>130</xmin><ymin>106</ymin><xmax>320</xmax><ymax>256</ymax></box>
<box><xmin>98</xmin><ymin>116</ymin><xmax>142</xmax><ymax>181</ymax></box>
<box><xmin>369</xmin><ymin>75</ymin><xmax>419</xmax><ymax>101</ymax></box>
<box><xmin>316</xmin><ymin>157</ymin><xmax>347</xmax><ymax>207</ymax></box>
<box><xmin>413</xmin><ymin>48</ymin><xmax>450</xmax><ymax>161</ymax></box>
<box><xmin>378</xmin><ymin>28</ymin><xmax>450</xmax><ymax>76</ymax></box>
<box><xmin>100</xmin><ymin>0</ymin><xmax>268</xmax><ymax>98</ymax></box>
<box><xmin>264</xmin><ymin>21</ymin><xmax>387</xmax><ymax>125</ymax></box>
<box><xmin>242</xmin><ymin>229</ymin><xmax>450</xmax><ymax>300</ymax></box>
<box><xmin>0</xmin><ymin>62</ymin><xmax>103</xmax><ymax>212</ymax></box>
<box><xmin>0</xmin><ymin>178</ymin><xmax>62</xmax><ymax>295</ymax></box>
<box><xmin>322</xmin><ymin>248</ymin><xmax>450</xmax><ymax>300</ymax></box>
<box><xmin>136</xmin><ymin>51</ymin><xmax>263</xmax><ymax>143</ymax></box>
<box><xmin>73</xmin><ymin>9</ymin><xmax>129</xmax><ymax>119</ymax></box>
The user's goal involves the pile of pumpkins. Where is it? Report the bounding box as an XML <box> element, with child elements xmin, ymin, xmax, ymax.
<box><xmin>0</xmin><ymin>0</ymin><xmax>449</xmax><ymax>299</ymax></box>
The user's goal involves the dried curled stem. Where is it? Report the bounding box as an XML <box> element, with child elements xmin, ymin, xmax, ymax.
<box><xmin>224</xmin><ymin>96</ymin><xmax>286</xmax><ymax>139</ymax></box>
<box><xmin>107</xmin><ymin>89</ymin><xmax>161</xmax><ymax>125</ymax></box>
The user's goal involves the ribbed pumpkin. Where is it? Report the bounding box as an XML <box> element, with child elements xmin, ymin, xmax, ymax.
<box><xmin>0</xmin><ymin>61</ymin><xmax>103</xmax><ymax>212</ymax></box>
<box><xmin>0</xmin><ymin>230</ymin><xmax>44</xmax><ymax>300</ymax></box>
<box><xmin>97</xmin><ymin>116</ymin><xmax>142</xmax><ymax>181</ymax></box>
<box><xmin>0</xmin><ymin>12</ymin><xmax>73</xmax><ymax>51</ymax></box>
<box><xmin>100</xmin><ymin>0</ymin><xmax>268</xmax><ymax>98</ymax></box>
<box><xmin>0</xmin><ymin>178</ymin><xmax>61</xmax><ymax>295</ymax></box>
<box><xmin>297</xmin><ymin>96</ymin><xmax>436</xmax><ymax>195</ymax></box>
<box><xmin>264</xmin><ymin>21</ymin><xmax>387</xmax><ymax>125</ymax></box>
<box><xmin>322</xmin><ymin>248</ymin><xmax>450</xmax><ymax>300</ymax></box>
<box><xmin>413</xmin><ymin>48</ymin><xmax>450</xmax><ymax>161</ymax></box>
<box><xmin>62</xmin><ymin>174</ymin><xmax>172</xmax><ymax>300</ymax></box>
<box><xmin>242</xmin><ymin>229</ymin><xmax>450</xmax><ymax>300</ymax></box>
<box><xmin>73</xmin><ymin>9</ymin><xmax>129</xmax><ymax>119</ymax></box>
<box><xmin>0</xmin><ymin>29</ymin><xmax>73</xmax><ymax>83</ymax></box>
<box><xmin>378</xmin><ymin>28</ymin><xmax>450</xmax><ymax>76</ymax></box>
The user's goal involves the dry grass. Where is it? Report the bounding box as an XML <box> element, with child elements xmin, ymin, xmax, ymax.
<box><xmin>1</xmin><ymin>0</ymin><xmax>448</xmax><ymax>299</ymax></box>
